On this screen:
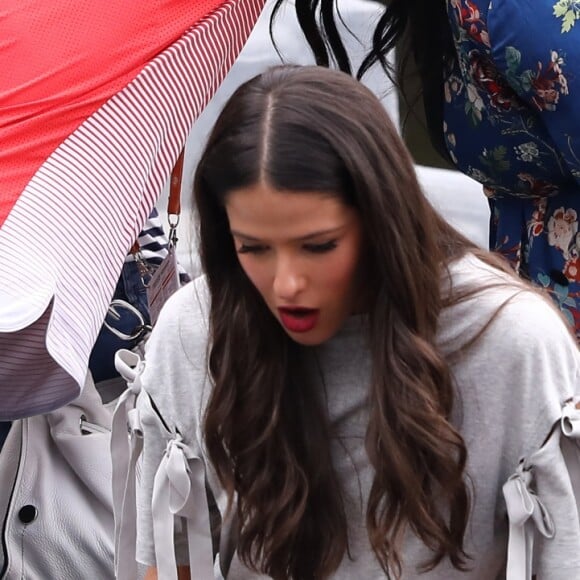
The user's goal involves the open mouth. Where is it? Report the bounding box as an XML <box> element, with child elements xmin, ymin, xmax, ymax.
<box><xmin>278</xmin><ymin>307</ymin><xmax>319</xmax><ymax>333</ymax></box>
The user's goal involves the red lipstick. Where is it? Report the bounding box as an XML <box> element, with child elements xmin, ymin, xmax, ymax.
<box><xmin>278</xmin><ymin>307</ymin><xmax>319</xmax><ymax>333</ymax></box>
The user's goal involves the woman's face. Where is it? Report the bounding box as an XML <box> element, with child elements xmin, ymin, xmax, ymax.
<box><xmin>225</xmin><ymin>182</ymin><xmax>365</xmax><ymax>346</ymax></box>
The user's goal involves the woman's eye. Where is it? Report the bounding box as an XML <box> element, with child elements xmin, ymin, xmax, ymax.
<box><xmin>237</xmin><ymin>244</ymin><xmax>268</xmax><ymax>255</ymax></box>
<box><xmin>303</xmin><ymin>240</ymin><xmax>338</xmax><ymax>254</ymax></box>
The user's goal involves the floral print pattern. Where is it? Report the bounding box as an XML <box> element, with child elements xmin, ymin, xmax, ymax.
<box><xmin>444</xmin><ymin>0</ymin><xmax>580</xmax><ymax>337</ymax></box>
<box><xmin>553</xmin><ymin>0</ymin><xmax>580</xmax><ymax>32</ymax></box>
<box><xmin>547</xmin><ymin>207</ymin><xmax>578</xmax><ymax>255</ymax></box>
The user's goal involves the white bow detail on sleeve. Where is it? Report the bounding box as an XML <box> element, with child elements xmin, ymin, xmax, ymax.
<box><xmin>111</xmin><ymin>349</ymin><xmax>146</xmax><ymax>580</ymax></box>
<box><xmin>503</xmin><ymin>459</ymin><xmax>555</xmax><ymax>580</ymax></box>
<box><xmin>152</xmin><ymin>433</ymin><xmax>214</xmax><ymax>580</ymax></box>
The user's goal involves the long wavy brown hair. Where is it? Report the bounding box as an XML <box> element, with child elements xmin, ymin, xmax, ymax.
<box><xmin>193</xmin><ymin>65</ymin><xmax>511</xmax><ymax>579</ymax></box>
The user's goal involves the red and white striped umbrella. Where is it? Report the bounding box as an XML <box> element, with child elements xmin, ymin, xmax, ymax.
<box><xmin>0</xmin><ymin>0</ymin><xmax>265</xmax><ymax>419</ymax></box>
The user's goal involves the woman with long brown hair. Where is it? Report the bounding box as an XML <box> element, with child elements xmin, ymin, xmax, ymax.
<box><xmin>126</xmin><ymin>65</ymin><xmax>579</xmax><ymax>579</ymax></box>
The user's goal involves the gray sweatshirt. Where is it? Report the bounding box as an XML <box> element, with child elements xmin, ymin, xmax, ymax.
<box><xmin>132</xmin><ymin>254</ymin><xmax>580</xmax><ymax>578</ymax></box>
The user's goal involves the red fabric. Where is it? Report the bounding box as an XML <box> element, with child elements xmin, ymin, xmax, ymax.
<box><xmin>0</xmin><ymin>0</ymin><xmax>226</xmax><ymax>225</ymax></box>
<box><xmin>0</xmin><ymin>0</ymin><xmax>265</xmax><ymax>419</ymax></box>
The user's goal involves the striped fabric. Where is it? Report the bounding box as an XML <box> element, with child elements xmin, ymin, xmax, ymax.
<box><xmin>0</xmin><ymin>0</ymin><xmax>265</xmax><ymax>419</ymax></box>
<box><xmin>0</xmin><ymin>0</ymin><xmax>233</xmax><ymax>224</ymax></box>
<box><xmin>130</xmin><ymin>208</ymin><xmax>190</xmax><ymax>284</ymax></box>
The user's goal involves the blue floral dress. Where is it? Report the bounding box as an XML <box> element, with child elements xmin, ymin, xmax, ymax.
<box><xmin>443</xmin><ymin>0</ymin><xmax>580</xmax><ymax>337</ymax></box>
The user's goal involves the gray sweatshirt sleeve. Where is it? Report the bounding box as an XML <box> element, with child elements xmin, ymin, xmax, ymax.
<box><xmin>490</xmin><ymin>291</ymin><xmax>580</xmax><ymax>577</ymax></box>
<box><xmin>134</xmin><ymin>277</ymin><xmax>211</xmax><ymax>567</ymax></box>
<box><xmin>528</xmin><ymin>421</ymin><xmax>580</xmax><ymax>579</ymax></box>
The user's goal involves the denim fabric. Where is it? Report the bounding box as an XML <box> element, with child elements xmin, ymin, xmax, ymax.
<box><xmin>88</xmin><ymin>260</ymin><xmax>152</xmax><ymax>383</ymax></box>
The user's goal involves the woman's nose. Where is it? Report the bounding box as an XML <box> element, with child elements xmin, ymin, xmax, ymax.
<box><xmin>272</xmin><ymin>258</ymin><xmax>306</xmax><ymax>300</ymax></box>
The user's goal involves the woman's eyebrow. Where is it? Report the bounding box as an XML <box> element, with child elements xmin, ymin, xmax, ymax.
<box><xmin>296</xmin><ymin>226</ymin><xmax>345</xmax><ymax>241</ymax></box>
<box><xmin>230</xmin><ymin>226</ymin><xmax>346</xmax><ymax>243</ymax></box>
<box><xmin>230</xmin><ymin>231</ymin><xmax>261</xmax><ymax>242</ymax></box>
